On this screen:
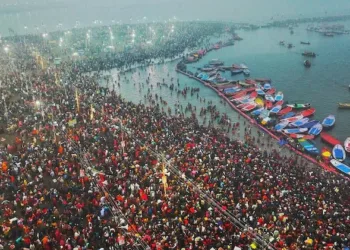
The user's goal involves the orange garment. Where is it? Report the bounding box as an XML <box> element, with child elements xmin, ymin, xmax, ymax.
<box><xmin>2</xmin><ymin>162</ymin><xmax>8</xmax><ymax>172</ymax></box>
<box><xmin>58</xmin><ymin>146</ymin><xmax>64</xmax><ymax>154</ymax></box>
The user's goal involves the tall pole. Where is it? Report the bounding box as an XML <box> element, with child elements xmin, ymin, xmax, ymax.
<box><xmin>75</xmin><ymin>88</ymin><xmax>80</xmax><ymax>113</ymax></box>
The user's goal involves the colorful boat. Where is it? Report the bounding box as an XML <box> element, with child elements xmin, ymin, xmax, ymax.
<box><xmin>245</xmin><ymin>79</ymin><xmax>257</xmax><ymax>85</ymax></box>
<box><xmin>298</xmin><ymin>139</ymin><xmax>320</xmax><ymax>155</ymax></box>
<box><xmin>344</xmin><ymin>137</ymin><xmax>350</xmax><ymax>153</ymax></box>
<box><xmin>231</xmin><ymin>69</ymin><xmax>243</xmax><ymax>75</ymax></box>
<box><xmin>332</xmin><ymin>144</ymin><xmax>346</xmax><ymax>161</ymax></box>
<box><xmin>266</xmin><ymin>88</ymin><xmax>276</xmax><ymax>95</ymax></box>
<box><xmin>261</xmin><ymin>117</ymin><xmax>271</xmax><ymax>125</ymax></box>
<box><xmin>238</xmin><ymin>81</ymin><xmax>251</xmax><ymax>87</ymax></box>
<box><xmin>286</xmin><ymin>103</ymin><xmax>311</xmax><ymax>109</ymax></box>
<box><xmin>256</xmin><ymin>88</ymin><xmax>266</xmax><ymax>96</ymax></box>
<box><xmin>255</xmin><ymin>78</ymin><xmax>271</xmax><ymax>83</ymax></box>
<box><xmin>308</xmin><ymin>123</ymin><xmax>322</xmax><ymax>136</ymax></box>
<box><xmin>270</xmin><ymin>105</ymin><xmax>282</xmax><ymax>114</ymax></box>
<box><xmin>242</xmin><ymin>103</ymin><xmax>257</xmax><ymax>112</ymax></box>
<box><xmin>254</xmin><ymin>97</ymin><xmax>265</xmax><ymax>107</ymax></box>
<box><xmin>263</xmin><ymin>83</ymin><xmax>271</xmax><ymax>90</ymax></box>
<box><xmin>251</xmin><ymin>107</ymin><xmax>264</xmax><ymax>116</ymax></box>
<box><xmin>289</xmin><ymin>134</ymin><xmax>315</xmax><ymax>140</ymax></box>
<box><xmin>274</xmin><ymin>120</ymin><xmax>289</xmax><ymax>131</ymax></box>
<box><xmin>290</xmin><ymin>117</ymin><xmax>309</xmax><ymax>127</ymax></box>
<box><xmin>265</xmin><ymin>95</ymin><xmax>275</xmax><ymax>102</ymax></box>
<box><xmin>320</xmin><ymin>132</ymin><xmax>341</xmax><ymax>146</ymax></box>
<box><xmin>321</xmin><ymin>115</ymin><xmax>336</xmax><ymax>128</ymax></box>
<box><xmin>283</xmin><ymin>128</ymin><xmax>308</xmax><ymax>134</ymax></box>
<box><xmin>281</xmin><ymin>112</ymin><xmax>296</xmax><ymax>119</ymax></box>
<box><xmin>299</xmin><ymin>120</ymin><xmax>319</xmax><ymax>129</ymax></box>
<box><xmin>274</xmin><ymin>91</ymin><xmax>284</xmax><ymax>101</ymax></box>
<box><xmin>259</xmin><ymin>109</ymin><xmax>270</xmax><ymax>119</ymax></box>
<box><xmin>280</xmin><ymin>115</ymin><xmax>303</xmax><ymax>123</ymax></box>
<box><xmin>265</xmin><ymin>100</ymin><xmax>273</xmax><ymax>109</ymax></box>
<box><xmin>237</xmin><ymin>102</ymin><xmax>252</xmax><ymax>109</ymax></box>
<box><xmin>274</xmin><ymin>100</ymin><xmax>284</xmax><ymax>106</ymax></box>
<box><xmin>321</xmin><ymin>147</ymin><xmax>332</xmax><ymax>160</ymax></box>
<box><xmin>249</xmin><ymin>91</ymin><xmax>258</xmax><ymax>99</ymax></box>
<box><xmin>278</xmin><ymin>107</ymin><xmax>293</xmax><ymax>116</ymax></box>
<box><xmin>330</xmin><ymin>159</ymin><xmax>350</xmax><ymax>175</ymax></box>
<box><xmin>300</xmin><ymin>108</ymin><xmax>316</xmax><ymax>117</ymax></box>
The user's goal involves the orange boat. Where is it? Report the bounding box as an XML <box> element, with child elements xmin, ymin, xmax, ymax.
<box><xmin>320</xmin><ymin>132</ymin><xmax>341</xmax><ymax>146</ymax></box>
<box><xmin>300</xmin><ymin>108</ymin><xmax>316</xmax><ymax>117</ymax></box>
<box><xmin>278</xmin><ymin>106</ymin><xmax>293</xmax><ymax>116</ymax></box>
<box><xmin>321</xmin><ymin>147</ymin><xmax>332</xmax><ymax>161</ymax></box>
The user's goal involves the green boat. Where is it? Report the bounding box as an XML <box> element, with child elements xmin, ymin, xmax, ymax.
<box><xmin>286</xmin><ymin>103</ymin><xmax>311</xmax><ymax>109</ymax></box>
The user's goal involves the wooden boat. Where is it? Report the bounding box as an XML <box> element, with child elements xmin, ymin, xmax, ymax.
<box><xmin>300</xmin><ymin>108</ymin><xmax>316</xmax><ymax>117</ymax></box>
<box><xmin>278</xmin><ymin>106</ymin><xmax>293</xmax><ymax>116</ymax></box>
<box><xmin>265</xmin><ymin>100</ymin><xmax>273</xmax><ymax>109</ymax></box>
<box><xmin>261</xmin><ymin>117</ymin><xmax>271</xmax><ymax>125</ymax></box>
<box><xmin>283</xmin><ymin>128</ymin><xmax>308</xmax><ymax>134</ymax></box>
<box><xmin>265</xmin><ymin>94</ymin><xmax>275</xmax><ymax>102</ymax></box>
<box><xmin>245</xmin><ymin>79</ymin><xmax>256</xmax><ymax>85</ymax></box>
<box><xmin>321</xmin><ymin>147</ymin><xmax>332</xmax><ymax>160</ymax></box>
<box><xmin>259</xmin><ymin>109</ymin><xmax>270</xmax><ymax>119</ymax></box>
<box><xmin>304</xmin><ymin>60</ymin><xmax>311</xmax><ymax>68</ymax></box>
<box><xmin>209</xmin><ymin>59</ymin><xmax>224</xmax><ymax>65</ymax></box>
<box><xmin>330</xmin><ymin>159</ymin><xmax>350</xmax><ymax>175</ymax></box>
<box><xmin>332</xmin><ymin>144</ymin><xmax>346</xmax><ymax>162</ymax></box>
<box><xmin>320</xmin><ymin>132</ymin><xmax>341</xmax><ymax>146</ymax></box>
<box><xmin>298</xmin><ymin>139</ymin><xmax>320</xmax><ymax>155</ymax></box>
<box><xmin>280</xmin><ymin>115</ymin><xmax>304</xmax><ymax>123</ymax></box>
<box><xmin>255</xmin><ymin>78</ymin><xmax>271</xmax><ymax>83</ymax></box>
<box><xmin>242</xmin><ymin>103</ymin><xmax>257</xmax><ymax>112</ymax></box>
<box><xmin>338</xmin><ymin>103</ymin><xmax>350</xmax><ymax>109</ymax></box>
<box><xmin>290</xmin><ymin>117</ymin><xmax>309</xmax><ymax>127</ymax></box>
<box><xmin>274</xmin><ymin>91</ymin><xmax>284</xmax><ymax>101</ymax></box>
<box><xmin>251</xmin><ymin>107</ymin><xmax>264</xmax><ymax>116</ymax></box>
<box><xmin>286</xmin><ymin>103</ymin><xmax>311</xmax><ymax>109</ymax></box>
<box><xmin>249</xmin><ymin>91</ymin><xmax>258</xmax><ymax>99</ymax></box>
<box><xmin>300</xmin><ymin>41</ymin><xmax>311</xmax><ymax>45</ymax></box>
<box><xmin>274</xmin><ymin>120</ymin><xmax>289</xmax><ymax>131</ymax></box>
<box><xmin>308</xmin><ymin>123</ymin><xmax>322</xmax><ymax>136</ymax></box>
<box><xmin>281</xmin><ymin>112</ymin><xmax>296</xmax><ymax>119</ymax></box>
<box><xmin>302</xmin><ymin>51</ymin><xmax>316</xmax><ymax>57</ymax></box>
<box><xmin>238</xmin><ymin>81</ymin><xmax>251</xmax><ymax>87</ymax></box>
<box><xmin>274</xmin><ymin>100</ymin><xmax>284</xmax><ymax>106</ymax></box>
<box><xmin>321</xmin><ymin>115</ymin><xmax>336</xmax><ymax>128</ymax></box>
<box><xmin>256</xmin><ymin>88</ymin><xmax>265</xmax><ymax>96</ymax></box>
<box><xmin>231</xmin><ymin>69</ymin><xmax>243</xmax><ymax>75</ymax></box>
<box><xmin>254</xmin><ymin>97</ymin><xmax>265</xmax><ymax>107</ymax></box>
<box><xmin>299</xmin><ymin>120</ymin><xmax>319</xmax><ymax>129</ymax></box>
<box><xmin>270</xmin><ymin>105</ymin><xmax>282</xmax><ymax>114</ymax></box>
<box><xmin>344</xmin><ymin>137</ymin><xmax>350</xmax><ymax>153</ymax></box>
<box><xmin>266</xmin><ymin>88</ymin><xmax>276</xmax><ymax>95</ymax></box>
<box><xmin>290</xmin><ymin>134</ymin><xmax>315</xmax><ymax>140</ymax></box>
<box><xmin>263</xmin><ymin>83</ymin><xmax>271</xmax><ymax>90</ymax></box>
<box><xmin>243</xmin><ymin>69</ymin><xmax>250</xmax><ymax>76</ymax></box>
<box><xmin>237</xmin><ymin>102</ymin><xmax>252</xmax><ymax>109</ymax></box>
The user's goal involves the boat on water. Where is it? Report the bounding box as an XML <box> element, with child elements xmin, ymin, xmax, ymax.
<box><xmin>324</xmin><ymin>32</ymin><xmax>334</xmax><ymax>37</ymax></box>
<box><xmin>280</xmin><ymin>115</ymin><xmax>304</xmax><ymax>123</ymax></box>
<box><xmin>332</xmin><ymin>144</ymin><xmax>346</xmax><ymax>161</ymax></box>
<box><xmin>239</xmin><ymin>64</ymin><xmax>248</xmax><ymax>69</ymax></box>
<box><xmin>308</xmin><ymin>123</ymin><xmax>322</xmax><ymax>136</ymax></box>
<box><xmin>201</xmin><ymin>67</ymin><xmax>216</xmax><ymax>72</ymax></box>
<box><xmin>209</xmin><ymin>59</ymin><xmax>224</xmax><ymax>66</ymax></box>
<box><xmin>338</xmin><ymin>103</ymin><xmax>350</xmax><ymax>109</ymax></box>
<box><xmin>279</xmin><ymin>41</ymin><xmax>285</xmax><ymax>46</ymax></box>
<box><xmin>330</xmin><ymin>159</ymin><xmax>350</xmax><ymax>175</ymax></box>
<box><xmin>278</xmin><ymin>106</ymin><xmax>293</xmax><ymax>116</ymax></box>
<box><xmin>259</xmin><ymin>109</ymin><xmax>270</xmax><ymax>119</ymax></box>
<box><xmin>266</xmin><ymin>88</ymin><xmax>276</xmax><ymax>95</ymax></box>
<box><xmin>245</xmin><ymin>79</ymin><xmax>256</xmax><ymax>85</ymax></box>
<box><xmin>254</xmin><ymin>97</ymin><xmax>265</xmax><ymax>107</ymax></box>
<box><xmin>256</xmin><ymin>88</ymin><xmax>265</xmax><ymax>96</ymax></box>
<box><xmin>261</xmin><ymin>117</ymin><xmax>271</xmax><ymax>125</ymax></box>
<box><xmin>320</xmin><ymin>132</ymin><xmax>341</xmax><ymax>146</ymax></box>
<box><xmin>243</xmin><ymin>69</ymin><xmax>250</xmax><ymax>76</ymax></box>
<box><xmin>298</xmin><ymin>139</ymin><xmax>320</xmax><ymax>155</ymax></box>
<box><xmin>274</xmin><ymin>120</ymin><xmax>289</xmax><ymax>131</ymax></box>
<box><xmin>300</xmin><ymin>41</ymin><xmax>311</xmax><ymax>45</ymax></box>
<box><xmin>344</xmin><ymin>137</ymin><xmax>350</xmax><ymax>153</ymax></box>
<box><xmin>255</xmin><ymin>78</ymin><xmax>271</xmax><ymax>83</ymax></box>
<box><xmin>286</xmin><ymin>103</ymin><xmax>311</xmax><ymax>109</ymax></box>
<box><xmin>275</xmin><ymin>91</ymin><xmax>284</xmax><ymax>101</ymax></box>
<box><xmin>299</xmin><ymin>120</ymin><xmax>319</xmax><ymax>129</ymax></box>
<box><xmin>265</xmin><ymin>94</ymin><xmax>275</xmax><ymax>102</ymax></box>
<box><xmin>281</xmin><ymin>111</ymin><xmax>296</xmax><ymax>119</ymax></box>
<box><xmin>231</xmin><ymin>69</ymin><xmax>243</xmax><ymax>75</ymax></box>
<box><xmin>283</xmin><ymin>128</ymin><xmax>308</xmax><ymax>134</ymax></box>
<box><xmin>321</xmin><ymin>115</ymin><xmax>336</xmax><ymax>128</ymax></box>
<box><xmin>270</xmin><ymin>105</ymin><xmax>282</xmax><ymax>114</ymax></box>
<box><xmin>290</xmin><ymin>117</ymin><xmax>309</xmax><ymax>127</ymax></box>
<box><xmin>321</xmin><ymin>147</ymin><xmax>332</xmax><ymax>160</ymax></box>
<box><xmin>302</xmin><ymin>51</ymin><xmax>316</xmax><ymax>57</ymax></box>
<box><xmin>241</xmin><ymin>103</ymin><xmax>257</xmax><ymax>112</ymax></box>
<box><xmin>263</xmin><ymin>83</ymin><xmax>271</xmax><ymax>90</ymax></box>
<box><xmin>237</xmin><ymin>102</ymin><xmax>251</xmax><ymax>109</ymax></box>
<box><xmin>290</xmin><ymin>134</ymin><xmax>315</xmax><ymax>140</ymax></box>
<box><xmin>274</xmin><ymin>100</ymin><xmax>284</xmax><ymax>106</ymax></box>
<box><xmin>265</xmin><ymin>100</ymin><xmax>273</xmax><ymax>109</ymax></box>
<box><xmin>304</xmin><ymin>60</ymin><xmax>311</xmax><ymax>67</ymax></box>
<box><xmin>251</xmin><ymin>107</ymin><xmax>264</xmax><ymax>116</ymax></box>
<box><xmin>300</xmin><ymin>108</ymin><xmax>316</xmax><ymax>117</ymax></box>
<box><xmin>238</xmin><ymin>81</ymin><xmax>251</xmax><ymax>87</ymax></box>
<box><xmin>288</xmin><ymin>43</ymin><xmax>293</xmax><ymax>49</ymax></box>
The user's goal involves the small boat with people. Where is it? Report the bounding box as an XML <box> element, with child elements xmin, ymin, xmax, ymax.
<box><xmin>302</xmin><ymin>51</ymin><xmax>316</xmax><ymax>57</ymax></box>
<box><xmin>265</xmin><ymin>94</ymin><xmax>275</xmax><ymax>102</ymax></box>
<box><xmin>330</xmin><ymin>159</ymin><xmax>350</xmax><ymax>175</ymax></box>
<box><xmin>338</xmin><ymin>103</ymin><xmax>350</xmax><ymax>109</ymax></box>
<box><xmin>286</xmin><ymin>103</ymin><xmax>311</xmax><ymax>109</ymax></box>
<box><xmin>266</xmin><ymin>88</ymin><xmax>276</xmax><ymax>95</ymax></box>
<box><xmin>320</xmin><ymin>132</ymin><xmax>341</xmax><ymax>146</ymax></box>
<box><xmin>321</xmin><ymin>115</ymin><xmax>336</xmax><ymax>128</ymax></box>
<box><xmin>281</xmin><ymin>115</ymin><xmax>304</xmax><ymax>123</ymax></box>
<box><xmin>256</xmin><ymin>88</ymin><xmax>266</xmax><ymax>96</ymax></box>
<box><xmin>241</xmin><ymin>103</ymin><xmax>257</xmax><ymax>112</ymax></box>
<box><xmin>263</xmin><ymin>83</ymin><xmax>271</xmax><ymax>90</ymax></box>
<box><xmin>298</xmin><ymin>139</ymin><xmax>320</xmax><ymax>155</ymax></box>
<box><xmin>243</xmin><ymin>69</ymin><xmax>250</xmax><ymax>76</ymax></box>
<box><xmin>251</xmin><ymin>107</ymin><xmax>264</xmax><ymax>116</ymax></box>
<box><xmin>304</xmin><ymin>60</ymin><xmax>311</xmax><ymax>67</ymax></box>
<box><xmin>209</xmin><ymin>59</ymin><xmax>224</xmax><ymax>66</ymax></box>
<box><xmin>300</xmin><ymin>41</ymin><xmax>311</xmax><ymax>45</ymax></box>
<box><xmin>332</xmin><ymin>144</ymin><xmax>346</xmax><ymax>161</ymax></box>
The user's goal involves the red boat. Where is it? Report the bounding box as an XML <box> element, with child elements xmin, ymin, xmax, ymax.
<box><xmin>274</xmin><ymin>100</ymin><xmax>284</xmax><ymax>107</ymax></box>
<box><xmin>300</xmin><ymin>107</ymin><xmax>316</xmax><ymax>117</ymax></box>
<box><xmin>266</xmin><ymin>88</ymin><xmax>276</xmax><ymax>95</ymax></box>
<box><xmin>255</xmin><ymin>78</ymin><xmax>271</xmax><ymax>83</ymax></box>
<box><xmin>265</xmin><ymin>100</ymin><xmax>273</xmax><ymax>109</ymax></box>
<box><xmin>231</xmin><ymin>87</ymin><xmax>255</xmax><ymax>99</ymax></box>
<box><xmin>321</xmin><ymin>147</ymin><xmax>332</xmax><ymax>161</ymax></box>
<box><xmin>245</xmin><ymin>79</ymin><xmax>257</xmax><ymax>85</ymax></box>
<box><xmin>320</xmin><ymin>132</ymin><xmax>341</xmax><ymax>146</ymax></box>
<box><xmin>278</xmin><ymin>106</ymin><xmax>293</xmax><ymax>116</ymax></box>
<box><xmin>289</xmin><ymin>134</ymin><xmax>315</xmax><ymax>140</ymax></box>
<box><xmin>249</xmin><ymin>91</ymin><xmax>258</xmax><ymax>99</ymax></box>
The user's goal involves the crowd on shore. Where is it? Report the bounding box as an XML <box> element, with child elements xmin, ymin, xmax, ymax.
<box><xmin>0</xmin><ymin>22</ymin><xmax>349</xmax><ymax>250</ymax></box>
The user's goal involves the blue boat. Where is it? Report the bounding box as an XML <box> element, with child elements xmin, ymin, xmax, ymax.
<box><xmin>308</xmin><ymin>123</ymin><xmax>322</xmax><ymax>136</ymax></box>
<box><xmin>332</xmin><ymin>144</ymin><xmax>346</xmax><ymax>161</ymax></box>
<box><xmin>274</xmin><ymin>91</ymin><xmax>284</xmax><ymax>101</ymax></box>
<box><xmin>256</xmin><ymin>88</ymin><xmax>266</xmax><ymax>96</ymax></box>
<box><xmin>281</xmin><ymin>112</ymin><xmax>296</xmax><ymax>119</ymax></box>
<box><xmin>322</xmin><ymin>115</ymin><xmax>336</xmax><ymax>128</ymax></box>
<box><xmin>290</xmin><ymin>117</ymin><xmax>309</xmax><ymax>127</ymax></box>
<box><xmin>243</xmin><ymin>69</ymin><xmax>250</xmax><ymax>76</ymax></box>
<box><xmin>231</xmin><ymin>69</ymin><xmax>243</xmax><ymax>75</ymax></box>
<box><xmin>330</xmin><ymin>159</ymin><xmax>350</xmax><ymax>175</ymax></box>
<box><xmin>274</xmin><ymin>120</ymin><xmax>289</xmax><ymax>131</ymax></box>
<box><xmin>298</xmin><ymin>139</ymin><xmax>320</xmax><ymax>155</ymax></box>
<box><xmin>270</xmin><ymin>105</ymin><xmax>282</xmax><ymax>114</ymax></box>
<box><xmin>201</xmin><ymin>74</ymin><xmax>209</xmax><ymax>81</ymax></box>
<box><xmin>263</xmin><ymin>83</ymin><xmax>271</xmax><ymax>90</ymax></box>
<box><xmin>300</xmin><ymin>120</ymin><xmax>319</xmax><ymax>129</ymax></box>
<box><xmin>283</xmin><ymin>128</ymin><xmax>308</xmax><ymax>134</ymax></box>
<box><xmin>251</xmin><ymin>107</ymin><xmax>264</xmax><ymax>116</ymax></box>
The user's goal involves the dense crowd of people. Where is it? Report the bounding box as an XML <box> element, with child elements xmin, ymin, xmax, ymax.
<box><xmin>0</xmin><ymin>22</ymin><xmax>349</xmax><ymax>250</ymax></box>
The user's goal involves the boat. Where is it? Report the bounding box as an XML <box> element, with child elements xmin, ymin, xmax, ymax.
<box><xmin>201</xmin><ymin>67</ymin><xmax>216</xmax><ymax>72</ymax></box>
<box><xmin>265</xmin><ymin>100</ymin><xmax>273</xmax><ymax>109</ymax></box>
<box><xmin>259</xmin><ymin>109</ymin><xmax>270</xmax><ymax>119</ymax></box>
<box><xmin>321</xmin><ymin>147</ymin><xmax>332</xmax><ymax>160</ymax></box>
<box><xmin>243</xmin><ymin>69</ymin><xmax>250</xmax><ymax>76</ymax></box>
<box><xmin>237</xmin><ymin>102</ymin><xmax>252</xmax><ymax>109</ymax></box>
<box><xmin>283</xmin><ymin>128</ymin><xmax>308</xmax><ymax>134</ymax></box>
<box><xmin>242</xmin><ymin>103</ymin><xmax>257</xmax><ymax>112</ymax></box>
<box><xmin>288</xmin><ymin>43</ymin><xmax>293</xmax><ymax>49</ymax></box>
<box><xmin>266</xmin><ymin>88</ymin><xmax>276</xmax><ymax>95</ymax></box>
<box><xmin>308</xmin><ymin>123</ymin><xmax>322</xmax><ymax>136</ymax></box>
<box><xmin>279</xmin><ymin>41</ymin><xmax>285</xmax><ymax>46</ymax></box>
<box><xmin>239</xmin><ymin>97</ymin><xmax>255</xmax><ymax>104</ymax></box>
<box><xmin>300</xmin><ymin>41</ymin><xmax>311</xmax><ymax>45</ymax></box>
<box><xmin>274</xmin><ymin>92</ymin><xmax>284</xmax><ymax>101</ymax></box>
<box><xmin>299</xmin><ymin>120</ymin><xmax>319</xmax><ymax>129</ymax></box>
<box><xmin>281</xmin><ymin>111</ymin><xmax>296</xmax><ymax>119</ymax></box>
<box><xmin>289</xmin><ymin>134</ymin><xmax>315</xmax><ymax>140</ymax></box>
<box><xmin>300</xmin><ymin>108</ymin><xmax>316</xmax><ymax>117</ymax></box>
<box><xmin>254</xmin><ymin>97</ymin><xmax>265</xmax><ymax>107</ymax></box>
<box><xmin>344</xmin><ymin>137</ymin><xmax>350</xmax><ymax>153</ymax></box>
<box><xmin>261</xmin><ymin>117</ymin><xmax>271</xmax><ymax>125</ymax></box>
<box><xmin>256</xmin><ymin>88</ymin><xmax>266</xmax><ymax>96</ymax></box>
<box><xmin>274</xmin><ymin>120</ymin><xmax>289</xmax><ymax>131</ymax></box>
<box><xmin>286</xmin><ymin>103</ymin><xmax>311</xmax><ymax>109</ymax></box>
<box><xmin>302</xmin><ymin>51</ymin><xmax>316</xmax><ymax>57</ymax></box>
<box><xmin>270</xmin><ymin>105</ymin><xmax>282</xmax><ymax>114</ymax></box>
<box><xmin>231</xmin><ymin>69</ymin><xmax>243</xmax><ymax>75</ymax></box>
<box><xmin>338</xmin><ymin>103</ymin><xmax>350</xmax><ymax>109</ymax></box>
<box><xmin>201</xmin><ymin>74</ymin><xmax>209</xmax><ymax>81</ymax></box>
<box><xmin>274</xmin><ymin>100</ymin><xmax>284</xmax><ymax>106</ymax></box>
<box><xmin>263</xmin><ymin>83</ymin><xmax>271</xmax><ymax>90</ymax></box>
<box><xmin>298</xmin><ymin>139</ymin><xmax>320</xmax><ymax>155</ymax></box>
<box><xmin>265</xmin><ymin>95</ymin><xmax>275</xmax><ymax>102</ymax></box>
<box><xmin>320</xmin><ymin>132</ymin><xmax>341</xmax><ymax>146</ymax></box>
<box><xmin>278</xmin><ymin>106</ymin><xmax>293</xmax><ymax>116</ymax></box>
<box><xmin>251</xmin><ymin>107</ymin><xmax>264</xmax><ymax>116</ymax></box>
<box><xmin>209</xmin><ymin>59</ymin><xmax>224</xmax><ymax>66</ymax></box>
<box><xmin>280</xmin><ymin>115</ymin><xmax>304</xmax><ymax>123</ymax></box>
<box><xmin>255</xmin><ymin>78</ymin><xmax>271</xmax><ymax>83</ymax></box>
<box><xmin>324</xmin><ymin>32</ymin><xmax>334</xmax><ymax>37</ymax></box>
<box><xmin>304</xmin><ymin>60</ymin><xmax>311</xmax><ymax>68</ymax></box>
<box><xmin>330</xmin><ymin>159</ymin><xmax>350</xmax><ymax>175</ymax></box>
<box><xmin>238</xmin><ymin>81</ymin><xmax>252</xmax><ymax>87</ymax></box>
<box><xmin>290</xmin><ymin>117</ymin><xmax>309</xmax><ymax>127</ymax></box>
<box><xmin>321</xmin><ymin>115</ymin><xmax>336</xmax><ymax>128</ymax></box>
<box><xmin>239</xmin><ymin>64</ymin><xmax>248</xmax><ymax>69</ymax></box>
<box><xmin>332</xmin><ymin>144</ymin><xmax>346</xmax><ymax>161</ymax></box>
<box><xmin>245</xmin><ymin>79</ymin><xmax>256</xmax><ymax>85</ymax></box>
